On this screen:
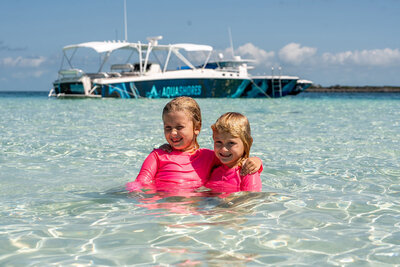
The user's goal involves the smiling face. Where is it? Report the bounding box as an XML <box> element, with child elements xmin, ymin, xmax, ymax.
<box><xmin>163</xmin><ymin>110</ymin><xmax>200</xmax><ymax>153</ymax></box>
<box><xmin>213</xmin><ymin>131</ymin><xmax>245</xmax><ymax>168</ymax></box>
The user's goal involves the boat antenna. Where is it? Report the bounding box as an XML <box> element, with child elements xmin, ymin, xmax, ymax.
<box><xmin>228</xmin><ymin>27</ymin><xmax>235</xmax><ymax>58</ymax></box>
<box><xmin>124</xmin><ymin>0</ymin><xmax>128</xmax><ymax>41</ymax></box>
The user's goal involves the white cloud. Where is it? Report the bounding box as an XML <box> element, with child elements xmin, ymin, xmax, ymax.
<box><xmin>11</xmin><ymin>70</ymin><xmax>47</xmax><ymax>79</ymax></box>
<box><xmin>278</xmin><ymin>43</ymin><xmax>317</xmax><ymax>65</ymax></box>
<box><xmin>322</xmin><ymin>48</ymin><xmax>400</xmax><ymax>66</ymax></box>
<box><xmin>1</xmin><ymin>56</ymin><xmax>46</xmax><ymax>67</ymax></box>
<box><xmin>234</xmin><ymin>43</ymin><xmax>275</xmax><ymax>64</ymax></box>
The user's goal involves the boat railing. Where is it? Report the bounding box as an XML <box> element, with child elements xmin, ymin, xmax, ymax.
<box><xmin>216</xmin><ymin>67</ymin><xmax>240</xmax><ymax>73</ymax></box>
<box><xmin>111</xmin><ymin>64</ymin><xmax>134</xmax><ymax>72</ymax></box>
<box><xmin>87</xmin><ymin>72</ymin><xmax>110</xmax><ymax>79</ymax></box>
<box><xmin>107</xmin><ymin>72</ymin><xmax>122</xmax><ymax>77</ymax></box>
<box><xmin>120</xmin><ymin>71</ymin><xmax>140</xmax><ymax>76</ymax></box>
<box><xmin>59</xmin><ymin>69</ymin><xmax>85</xmax><ymax>78</ymax></box>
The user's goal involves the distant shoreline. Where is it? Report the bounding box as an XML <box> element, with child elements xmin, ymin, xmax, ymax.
<box><xmin>306</xmin><ymin>86</ymin><xmax>400</xmax><ymax>93</ymax></box>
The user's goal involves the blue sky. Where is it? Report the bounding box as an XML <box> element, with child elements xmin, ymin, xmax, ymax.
<box><xmin>1</xmin><ymin>0</ymin><xmax>399</xmax><ymax>91</ymax></box>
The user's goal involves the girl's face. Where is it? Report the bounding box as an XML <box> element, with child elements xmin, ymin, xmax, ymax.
<box><xmin>163</xmin><ymin>110</ymin><xmax>200</xmax><ymax>152</ymax></box>
<box><xmin>213</xmin><ymin>131</ymin><xmax>245</xmax><ymax>168</ymax></box>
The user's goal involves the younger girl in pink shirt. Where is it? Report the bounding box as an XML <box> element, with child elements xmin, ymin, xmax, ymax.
<box><xmin>126</xmin><ymin>97</ymin><xmax>261</xmax><ymax>193</ymax></box>
<box><xmin>205</xmin><ymin>112</ymin><xmax>262</xmax><ymax>193</ymax></box>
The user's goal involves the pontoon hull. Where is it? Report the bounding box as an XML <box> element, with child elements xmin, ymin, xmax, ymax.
<box><xmin>52</xmin><ymin>77</ymin><xmax>298</xmax><ymax>98</ymax></box>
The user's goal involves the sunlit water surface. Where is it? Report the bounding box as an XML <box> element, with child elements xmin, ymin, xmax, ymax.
<box><xmin>1</xmin><ymin>92</ymin><xmax>399</xmax><ymax>266</ymax></box>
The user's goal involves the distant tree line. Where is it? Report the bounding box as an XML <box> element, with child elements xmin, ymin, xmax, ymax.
<box><xmin>307</xmin><ymin>85</ymin><xmax>400</xmax><ymax>92</ymax></box>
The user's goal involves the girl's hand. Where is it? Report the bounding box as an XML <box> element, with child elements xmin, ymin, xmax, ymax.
<box><xmin>158</xmin><ymin>143</ymin><xmax>172</xmax><ymax>153</ymax></box>
<box><xmin>240</xmin><ymin>157</ymin><xmax>262</xmax><ymax>176</ymax></box>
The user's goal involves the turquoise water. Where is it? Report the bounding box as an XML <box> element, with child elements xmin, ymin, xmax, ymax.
<box><xmin>1</xmin><ymin>92</ymin><xmax>399</xmax><ymax>266</ymax></box>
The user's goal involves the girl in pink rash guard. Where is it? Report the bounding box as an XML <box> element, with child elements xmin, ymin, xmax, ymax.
<box><xmin>205</xmin><ymin>112</ymin><xmax>262</xmax><ymax>193</ymax></box>
<box><xmin>126</xmin><ymin>97</ymin><xmax>261</xmax><ymax>193</ymax></box>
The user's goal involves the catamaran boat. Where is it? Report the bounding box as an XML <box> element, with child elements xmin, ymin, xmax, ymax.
<box><xmin>49</xmin><ymin>36</ymin><xmax>302</xmax><ymax>99</ymax></box>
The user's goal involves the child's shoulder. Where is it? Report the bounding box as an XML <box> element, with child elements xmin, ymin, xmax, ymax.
<box><xmin>152</xmin><ymin>148</ymin><xmax>167</xmax><ymax>154</ymax></box>
<box><xmin>151</xmin><ymin>148</ymin><xmax>176</xmax><ymax>158</ymax></box>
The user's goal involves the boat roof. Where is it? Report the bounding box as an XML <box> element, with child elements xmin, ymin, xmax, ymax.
<box><xmin>169</xmin><ymin>43</ymin><xmax>212</xmax><ymax>52</ymax></box>
<box><xmin>63</xmin><ymin>41</ymin><xmax>132</xmax><ymax>53</ymax></box>
<box><xmin>63</xmin><ymin>41</ymin><xmax>213</xmax><ymax>53</ymax></box>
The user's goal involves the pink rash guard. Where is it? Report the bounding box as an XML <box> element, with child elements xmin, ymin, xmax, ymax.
<box><xmin>205</xmin><ymin>164</ymin><xmax>263</xmax><ymax>193</ymax></box>
<box><xmin>126</xmin><ymin>148</ymin><xmax>219</xmax><ymax>192</ymax></box>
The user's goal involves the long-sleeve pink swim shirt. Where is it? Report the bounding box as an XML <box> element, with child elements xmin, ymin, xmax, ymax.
<box><xmin>205</xmin><ymin>164</ymin><xmax>263</xmax><ymax>193</ymax></box>
<box><xmin>126</xmin><ymin>148</ymin><xmax>219</xmax><ymax>192</ymax></box>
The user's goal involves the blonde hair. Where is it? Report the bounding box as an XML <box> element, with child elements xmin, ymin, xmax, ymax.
<box><xmin>211</xmin><ymin>112</ymin><xmax>253</xmax><ymax>160</ymax></box>
<box><xmin>162</xmin><ymin>96</ymin><xmax>202</xmax><ymax>149</ymax></box>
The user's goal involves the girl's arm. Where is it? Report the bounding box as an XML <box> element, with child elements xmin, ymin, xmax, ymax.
<box><xmin>240</xmin><ymin>157</ymin><xmax>262</xmax><ymax>176</ymax></box>
<box><xmin>240</xmin><ymin>172</ymin><xmax>262</xmax><ymax>191</ymax></box>
<box><xmin>126</xmin><ymin>151</ymin><xmax>158</xmax><ymax>192</ymax></box>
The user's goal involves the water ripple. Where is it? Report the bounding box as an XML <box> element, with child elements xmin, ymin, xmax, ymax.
<box><xmin>1</xmin><ymin>95</ymin><xmax>400</xmax><ymax>265</ymax></box>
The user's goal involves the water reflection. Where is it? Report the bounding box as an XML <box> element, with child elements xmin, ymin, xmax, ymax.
<box><xmin>124</xmin><ymin>190</ymin><xmax>277</xmax><ymax>265</ymax></box>
<box><xmin>127</xmin><ymin>189</ymin><xmax>276</xmax><ymax>219</ymax></box>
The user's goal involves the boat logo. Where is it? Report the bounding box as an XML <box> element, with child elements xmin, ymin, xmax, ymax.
<box><xmin>146</xmin><ymin>84</ymin><xmax>202</xmax><ymax>98</ymax></box>
<box><xmin>147</xmin><ymin>85</ymin><xmax>159</xmax><ymax>98</ymax></box>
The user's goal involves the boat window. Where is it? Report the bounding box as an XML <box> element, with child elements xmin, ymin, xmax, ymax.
<box><xmin>133</xmin><ymin>63</ymin><xmax>152</xmax><ymax>72</ymax></box>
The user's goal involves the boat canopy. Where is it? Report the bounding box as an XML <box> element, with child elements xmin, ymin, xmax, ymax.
<box><xmin>60</xmin><ymin>38</ymin><xmax>214</xmax><ymax>73</ymax></box>
<box><xmin>170</xmin><ymin>43</ymin><xmax>212</xmax><ymax>52</ymax></box>
<box><xmin>63</xmin><ymin>41</ymin><xmax>132</xmax><ymax>53</ymax></box>
<box><xmin>135</xmin><ymin>43</ymin><xmax>212</xmax><ymax>53</ymax></box>
<box><xmin>63</xmin><ymin>41</ymin><xmax>213</xmax><ymax>54</ymax></box>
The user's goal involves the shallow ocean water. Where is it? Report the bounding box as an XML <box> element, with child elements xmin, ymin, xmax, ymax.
<box><xmin>0</xmin><ymin>92</ymin><xmax>399</xmax><ymax>266</ymax></box>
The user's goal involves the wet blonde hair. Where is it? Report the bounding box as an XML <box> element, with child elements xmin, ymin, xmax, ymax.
<box><xmin>162</xmin><ymin>96</ymin><xmax>202</xmax><ymax>149</ymax></box>
<box><xmin>211</xmin><ymin>112</ymin><xmax>253</xmax><ymax>160</ymax></box>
